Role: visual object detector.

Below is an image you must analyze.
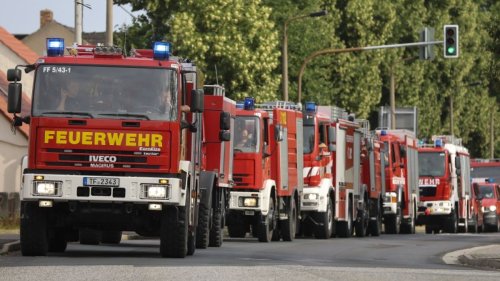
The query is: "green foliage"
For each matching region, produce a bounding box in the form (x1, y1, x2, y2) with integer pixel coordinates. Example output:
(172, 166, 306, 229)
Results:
(115, 0, 497, 158)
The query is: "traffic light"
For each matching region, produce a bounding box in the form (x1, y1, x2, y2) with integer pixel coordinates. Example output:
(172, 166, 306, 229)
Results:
(443, 25, 459, 58)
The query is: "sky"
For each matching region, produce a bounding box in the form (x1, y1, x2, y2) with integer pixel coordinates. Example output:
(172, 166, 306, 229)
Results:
(0, 0, 144, 34)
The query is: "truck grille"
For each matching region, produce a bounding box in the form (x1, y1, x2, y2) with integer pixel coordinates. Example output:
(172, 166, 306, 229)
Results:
(419, 186, 437, 197)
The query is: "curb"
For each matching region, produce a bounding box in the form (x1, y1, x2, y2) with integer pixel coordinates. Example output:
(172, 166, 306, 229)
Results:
(0, 240, 20, 255)
(443, 245, 500, 271)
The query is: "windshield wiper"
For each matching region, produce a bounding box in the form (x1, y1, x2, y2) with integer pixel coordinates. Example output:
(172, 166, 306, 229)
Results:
(98, 113, 150, 120)
(41, 111, 94, 118)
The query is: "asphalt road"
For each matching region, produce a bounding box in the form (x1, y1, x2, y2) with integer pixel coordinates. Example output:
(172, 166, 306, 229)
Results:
(1, 232, 499, 281)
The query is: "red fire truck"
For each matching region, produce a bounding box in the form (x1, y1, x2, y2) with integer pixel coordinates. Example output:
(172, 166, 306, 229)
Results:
(417, 135, 472, 234)
(226, 99, 303, 242)
(7, 39, 210, 257)
(469, 179, 485, 233)
(196, 85, 235, 248)
(300, 104, 365, 238)
(376, 129, 419, 234)
(357, 124, 386, 237)
(472, 179, 500, 232)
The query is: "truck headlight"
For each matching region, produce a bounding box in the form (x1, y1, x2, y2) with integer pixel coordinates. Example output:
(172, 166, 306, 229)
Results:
(242, 197, 258, 207)
(305, 193, 318, 200)
(34, 182, 57, 195)
(490, 205, 497, 212)
(147, 186, 167, 199)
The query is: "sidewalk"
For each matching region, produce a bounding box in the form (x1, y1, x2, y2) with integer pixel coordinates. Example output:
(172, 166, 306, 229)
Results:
(0, 233, 20, 255)
(456, 244, 500, 271)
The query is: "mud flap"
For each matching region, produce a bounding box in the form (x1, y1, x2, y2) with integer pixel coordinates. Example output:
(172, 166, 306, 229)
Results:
(199, 171, 216, 207)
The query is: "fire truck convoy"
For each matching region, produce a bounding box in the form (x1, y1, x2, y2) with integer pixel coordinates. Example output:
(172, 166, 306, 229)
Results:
(6, 38, 228, 257)
(417, 136, 472, 234)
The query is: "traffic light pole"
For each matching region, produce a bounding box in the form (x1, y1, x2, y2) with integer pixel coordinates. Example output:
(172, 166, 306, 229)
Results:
(297, 40, 444, 104)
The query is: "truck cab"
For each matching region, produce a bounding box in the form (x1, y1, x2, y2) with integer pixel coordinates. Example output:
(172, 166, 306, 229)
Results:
(473, 179, 500, 232)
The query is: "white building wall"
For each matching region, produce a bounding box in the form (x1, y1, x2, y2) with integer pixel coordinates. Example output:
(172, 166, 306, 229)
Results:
(0, 43, 34, 99)
(0, 117, 28, 193)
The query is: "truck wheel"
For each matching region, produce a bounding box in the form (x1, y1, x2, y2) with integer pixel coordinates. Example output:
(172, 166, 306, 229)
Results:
(79, 228, 101, 245)
(209, 192, 225, 247)
(258, 199, 275, 242)
(48, 228, 67, 252)
(21, 202, 48, 256)
(101, 231, 122, 244)
(281, 197, 297, 241)
(187, 229, 196, 256)
(444, 210, 458, 233)
(196, 202, 210, 249)
(337, 201, 353, 238)
(313, 198, 334, 239)
(160, 206, 188, 258)
(355, 201, 369, 238)
(400, 215, 415, 234)
(425, 225, 433, 234)
(385, 207, 401, 234)
(467, 216, 478, 233)
(368, 200, 382, 237)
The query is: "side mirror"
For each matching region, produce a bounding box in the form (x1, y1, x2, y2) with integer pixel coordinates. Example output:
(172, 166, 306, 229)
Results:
(8, 83, 22, 113)
(263, 143, 271, 158)
(328, 127, 335, 142)
(274, 124, 283, 142)
(220, 111, 231, 130)
(455, 157, 461, 170)
(219, 130, 231, 142)
(7, 69, 22, 82)
(190, 89, 204, 113)
(400, 146, 406, 158)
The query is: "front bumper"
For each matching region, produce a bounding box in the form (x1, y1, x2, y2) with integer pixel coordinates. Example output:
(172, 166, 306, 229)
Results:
(483, 212, 499, 226)
(417, 200, 453, 216)
(228, 190, 269, 215)
(301, 187, 329, 212)
(383, 192, 398, 215)
(21, 173, 185, 206)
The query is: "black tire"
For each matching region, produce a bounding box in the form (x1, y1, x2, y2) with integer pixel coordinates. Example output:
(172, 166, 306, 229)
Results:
(337, 201, 353, 238)
(187, 229, 196, 256)
(209, 191, 225, 247)
(313, 198, 334, 239)
(385, 207, 402, 234)
(196, 202, 210, 249)
(160, 205, 188, 258)
(79, 228, 101, 245)
(101, 231, 122, 244)
(425, 225, 433, 234)
(48, 228, 67, 252)
(281, 197, 298, 241)
(444, 210, 458, 233)
(368, 200, 382, 237)
(400, 215, 416, 234)
(355, 202, 369, 238)
(467, 216, 478, 233)
(21, 203, 48, 256)
(258, 198, 275, 242)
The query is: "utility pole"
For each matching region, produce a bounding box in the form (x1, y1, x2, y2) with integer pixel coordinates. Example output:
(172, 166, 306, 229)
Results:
(491, 108, 495, 158)
(106, 0, 113, 46)
(75, 0, 83, 44)
(390, 69, 396, 129)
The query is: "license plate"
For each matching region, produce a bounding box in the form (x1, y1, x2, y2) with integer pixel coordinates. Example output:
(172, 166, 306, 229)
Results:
(245, 211, 255, 216)
(83, 177, 119, 186)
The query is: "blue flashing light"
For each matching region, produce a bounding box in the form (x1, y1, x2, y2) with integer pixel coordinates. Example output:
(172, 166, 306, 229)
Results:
(381, 130, 387, 136)
(46, 38, 65, 57)
(243, 97, 255, 110)
(486, 178, 495, 183)
(435, 139, 443, 147)
(153, 41, 171, 60)
(305, 101, 316, 113)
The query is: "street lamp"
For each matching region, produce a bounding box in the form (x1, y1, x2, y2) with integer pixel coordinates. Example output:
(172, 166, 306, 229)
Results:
(282, 10, 327, 102)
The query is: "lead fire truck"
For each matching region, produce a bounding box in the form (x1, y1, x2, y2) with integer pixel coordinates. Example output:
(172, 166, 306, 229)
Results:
(7, 39, 210, 257)
(417, 135, 471, 233)
(226, 99, 303, 242)
(376, 129, 419, 234)
(300, 104, 366, 238)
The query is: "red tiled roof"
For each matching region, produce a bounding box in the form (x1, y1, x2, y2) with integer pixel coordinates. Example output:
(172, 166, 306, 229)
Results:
(0, 26, 39, 64)
(0, 71, 30, 137)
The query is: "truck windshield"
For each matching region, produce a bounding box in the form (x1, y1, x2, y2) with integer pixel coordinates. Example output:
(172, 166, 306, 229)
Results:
(32, 65, 178, 121)
(418, 152, 446, 177)
(474, 184, 496, 200)
(303, 125, 315, 154)
(234, 116, 259, 153)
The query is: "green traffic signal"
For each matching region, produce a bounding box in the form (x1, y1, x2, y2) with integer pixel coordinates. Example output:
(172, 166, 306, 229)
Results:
(447, 47, 456, 55)
(443, 25, 459, 58)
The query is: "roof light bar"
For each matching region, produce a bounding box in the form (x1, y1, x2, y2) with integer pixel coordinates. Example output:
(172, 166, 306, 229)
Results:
(305, 101, 316, 113)
(46, 38, 65, 57)
(153, 41, 171, 60)
(244, 97, 255, 110)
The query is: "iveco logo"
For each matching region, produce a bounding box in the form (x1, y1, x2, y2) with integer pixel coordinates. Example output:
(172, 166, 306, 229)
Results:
(89, 155, 117, 163)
